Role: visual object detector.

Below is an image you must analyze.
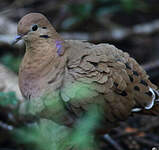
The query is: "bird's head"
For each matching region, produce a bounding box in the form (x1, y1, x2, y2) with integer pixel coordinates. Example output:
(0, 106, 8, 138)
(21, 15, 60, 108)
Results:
(13, 13, 56, 44)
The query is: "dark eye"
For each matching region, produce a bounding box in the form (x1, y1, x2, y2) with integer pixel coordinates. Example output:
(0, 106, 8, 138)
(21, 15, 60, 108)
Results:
(32, 24, 38, 31)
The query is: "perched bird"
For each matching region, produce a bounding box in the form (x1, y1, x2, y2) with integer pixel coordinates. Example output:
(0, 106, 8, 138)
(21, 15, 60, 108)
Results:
(14, 13, 159, 132)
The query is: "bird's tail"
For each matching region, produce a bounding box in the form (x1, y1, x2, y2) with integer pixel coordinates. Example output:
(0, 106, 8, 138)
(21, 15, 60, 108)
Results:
(132, 88, 159, 116)
(140, 102, 159, 116)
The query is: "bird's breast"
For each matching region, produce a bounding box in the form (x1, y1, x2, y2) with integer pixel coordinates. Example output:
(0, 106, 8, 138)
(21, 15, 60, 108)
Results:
(19, 70, 43, 99)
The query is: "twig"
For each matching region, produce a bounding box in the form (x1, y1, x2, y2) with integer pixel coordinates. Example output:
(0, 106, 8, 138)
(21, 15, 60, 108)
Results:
(0, 121, 13, 131)
(103, 134, 124, 150)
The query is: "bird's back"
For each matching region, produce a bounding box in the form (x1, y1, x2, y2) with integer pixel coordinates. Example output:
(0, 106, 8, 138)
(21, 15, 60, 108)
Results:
(60, 40, 158, 127)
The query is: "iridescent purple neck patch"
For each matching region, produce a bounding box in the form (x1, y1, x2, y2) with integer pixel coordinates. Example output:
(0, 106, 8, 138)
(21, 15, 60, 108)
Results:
(56, 41, 63, 56)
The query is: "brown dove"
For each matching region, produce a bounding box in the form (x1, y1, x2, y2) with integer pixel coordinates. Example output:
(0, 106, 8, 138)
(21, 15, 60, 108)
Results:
(14, 13, 159, 132)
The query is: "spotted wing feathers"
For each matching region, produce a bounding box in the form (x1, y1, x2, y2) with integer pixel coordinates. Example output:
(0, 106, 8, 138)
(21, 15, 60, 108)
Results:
(61, 41, 158, 123)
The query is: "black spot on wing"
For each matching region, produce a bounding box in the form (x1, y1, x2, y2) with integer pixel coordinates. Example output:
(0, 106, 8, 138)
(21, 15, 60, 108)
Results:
(134, 86, 140, 91)
(140, 80, 148, 86)
(89, 61, 98, 67)
(125, 63, 131, 70)
(48, 78, 55, 84)
(145, 91, 152, 97)
(129, 75, 133, 82)
(120, 91, 127, 96)
(116, 91, 127, 96)
(114, 82, 118, 87)
(133, 71, 139, 76)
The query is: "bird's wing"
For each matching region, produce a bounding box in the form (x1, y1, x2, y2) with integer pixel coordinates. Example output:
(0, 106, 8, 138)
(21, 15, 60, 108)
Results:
(60, 41, 157, 122)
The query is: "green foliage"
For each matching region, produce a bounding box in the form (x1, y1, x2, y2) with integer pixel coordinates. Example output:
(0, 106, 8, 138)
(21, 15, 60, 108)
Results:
(16, 80, 103, 150)
(15, 119, 71, 150)
(0, 54, 21, 73)
(0, 91, 18, 107)
(70, 106, 100, 150)
(15, 106, 100, 150)
(16, 91, 101, 150)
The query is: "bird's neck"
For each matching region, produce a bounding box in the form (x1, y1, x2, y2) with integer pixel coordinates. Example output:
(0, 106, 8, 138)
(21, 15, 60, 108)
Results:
(22, 38, 67, 76)
(19, 39, 68, 98)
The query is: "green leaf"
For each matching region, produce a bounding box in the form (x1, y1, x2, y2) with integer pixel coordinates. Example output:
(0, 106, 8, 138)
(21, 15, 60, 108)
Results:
(15, 106, 101, 150)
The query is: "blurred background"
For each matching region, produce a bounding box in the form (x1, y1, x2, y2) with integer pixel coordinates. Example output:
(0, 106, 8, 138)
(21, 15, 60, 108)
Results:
(0, 0, 159, 150)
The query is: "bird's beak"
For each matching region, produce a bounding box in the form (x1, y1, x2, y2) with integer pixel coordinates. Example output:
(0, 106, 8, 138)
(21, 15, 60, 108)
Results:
(12, 35, 23, 45)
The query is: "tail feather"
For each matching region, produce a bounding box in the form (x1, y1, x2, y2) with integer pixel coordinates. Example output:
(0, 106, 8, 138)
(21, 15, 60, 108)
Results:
(136, 103, 159, 116)
(132, 88, 159, 115)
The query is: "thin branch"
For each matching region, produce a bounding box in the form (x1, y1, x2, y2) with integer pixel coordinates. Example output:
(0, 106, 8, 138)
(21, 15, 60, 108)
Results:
(0, 121, 13, 131)
(103, 134, 124, 150)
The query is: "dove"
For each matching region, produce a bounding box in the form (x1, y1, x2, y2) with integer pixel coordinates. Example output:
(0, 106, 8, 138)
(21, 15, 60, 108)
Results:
(14, 13, 159, 132)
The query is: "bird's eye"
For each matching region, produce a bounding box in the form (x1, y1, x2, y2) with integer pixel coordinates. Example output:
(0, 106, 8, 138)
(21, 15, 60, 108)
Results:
(32, 24, 38, 31)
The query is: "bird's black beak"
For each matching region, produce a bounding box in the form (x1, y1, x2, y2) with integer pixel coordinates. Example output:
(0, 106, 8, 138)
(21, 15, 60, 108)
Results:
(12, 35, 23, 45)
